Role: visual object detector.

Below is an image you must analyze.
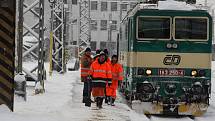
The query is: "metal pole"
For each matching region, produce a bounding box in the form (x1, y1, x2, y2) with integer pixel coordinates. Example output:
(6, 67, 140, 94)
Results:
(17, 0, 24, 73)
(88, 0, 91, 47)
(36, 0, 45, 93)
(49, 4, 53, 76)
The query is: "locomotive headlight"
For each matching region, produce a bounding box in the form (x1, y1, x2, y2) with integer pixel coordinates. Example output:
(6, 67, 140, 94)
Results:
(191, 70, 198, 76)
(146, 69, 152, 75)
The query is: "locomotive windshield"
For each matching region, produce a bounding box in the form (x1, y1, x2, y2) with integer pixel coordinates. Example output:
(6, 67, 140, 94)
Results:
(174, 17, 208, 41)
(137, 17, 171, 40)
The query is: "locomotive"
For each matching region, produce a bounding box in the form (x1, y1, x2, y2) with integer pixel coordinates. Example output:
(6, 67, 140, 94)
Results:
(118, 0, 212, 116)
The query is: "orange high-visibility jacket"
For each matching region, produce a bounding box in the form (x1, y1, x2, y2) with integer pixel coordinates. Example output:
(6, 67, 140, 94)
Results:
(110, 63, 123, 89)
(89, 60, 112, 88)
(80, 54, 93, 77)
(106, 63, 123, 98)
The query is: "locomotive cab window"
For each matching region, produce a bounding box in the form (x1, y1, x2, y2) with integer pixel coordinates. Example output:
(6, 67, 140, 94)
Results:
(174, 17, 208, 41)
(137, 17, 171, 40)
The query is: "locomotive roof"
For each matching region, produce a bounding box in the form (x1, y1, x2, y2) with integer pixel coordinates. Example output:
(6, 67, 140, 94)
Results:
(125, 0, 207, 18)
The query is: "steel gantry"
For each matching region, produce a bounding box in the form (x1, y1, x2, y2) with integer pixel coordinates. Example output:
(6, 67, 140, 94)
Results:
(78, 0, 91, 54)
(17, 0, 45, 93)
(49, 0, 66, 74)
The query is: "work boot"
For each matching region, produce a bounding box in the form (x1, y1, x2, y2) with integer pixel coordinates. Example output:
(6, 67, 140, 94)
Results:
(105, 96, 109, 103)
(110, 98, 115, 106)
(82, 97, 87, 103)
(106, 96, 111, 105)
(98, 97, 103, 109)
(96, 97, 99, 107)
(85, 97, 91, 107)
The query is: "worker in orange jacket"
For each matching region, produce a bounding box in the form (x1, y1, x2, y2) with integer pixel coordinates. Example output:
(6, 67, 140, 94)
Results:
(89, 51, 112, 109)
(103, 49, 111, 104)
(106, 55, 123, 106)
(80, 47, 93, 106)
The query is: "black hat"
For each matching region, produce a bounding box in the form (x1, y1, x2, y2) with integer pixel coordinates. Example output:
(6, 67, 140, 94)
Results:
(85, 47, 91, 52)
(96, 49, 101, 54)
(112, 55, 118, 59)
(103, 49, 108, 55)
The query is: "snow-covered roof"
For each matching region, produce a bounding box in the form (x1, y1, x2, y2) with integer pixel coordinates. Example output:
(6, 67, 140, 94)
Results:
(125, 0, 207, 18)
(157, 0, 198, 10)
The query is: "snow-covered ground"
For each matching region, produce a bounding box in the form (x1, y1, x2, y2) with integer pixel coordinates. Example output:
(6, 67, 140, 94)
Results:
(1, 0, 215, 121)
(0, 62, 151, 121)
(0, 59, 215, 121)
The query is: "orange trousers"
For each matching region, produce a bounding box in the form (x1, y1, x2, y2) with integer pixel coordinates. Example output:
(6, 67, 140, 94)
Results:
(106, 80, 118, 99)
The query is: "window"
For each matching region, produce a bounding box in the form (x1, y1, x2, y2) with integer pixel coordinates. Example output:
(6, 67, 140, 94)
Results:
(101, 20, 107, 30)
(121, 4, 127, 11)
(100, 42, 106, 49)
(91, 1, 98, 10)
(90, 20, 97, 31)
(72, 0, 77, 5)
(137, 17, 171, 40)
(111, 2, 117, 11)
(101, 2, 107, 11)
(175, 18, 208, 41)
(111, 20, 117, 31)
(90, 41, 97, 51)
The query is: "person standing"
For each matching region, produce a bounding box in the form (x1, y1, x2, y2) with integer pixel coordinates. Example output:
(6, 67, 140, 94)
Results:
(103, 49, 111, 103)
(89, 51, 112, 109)
(80, 47, 93, 106)
(106, 55, 123, 106)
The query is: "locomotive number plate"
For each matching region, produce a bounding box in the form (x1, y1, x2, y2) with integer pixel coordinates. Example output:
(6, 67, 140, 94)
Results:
(159, 69, 184, 76)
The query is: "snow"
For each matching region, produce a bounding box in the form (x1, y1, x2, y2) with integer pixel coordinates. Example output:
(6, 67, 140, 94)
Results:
(1, 0, 215, 120)
(158, 0, 197, 10)
(23, 36, 38, 47)
(0, 62, 145, 121)
(14, 73, 26, 83)
(0, 59, 213, 121)
(0, 59, 214, 121)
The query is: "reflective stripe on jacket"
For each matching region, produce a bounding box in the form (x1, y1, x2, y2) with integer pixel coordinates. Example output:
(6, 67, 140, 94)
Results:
(80, 54, 93, 77)
(106, 63, 123, 98)
(89, 60, 112, 87)
(111, 63, 123, 81)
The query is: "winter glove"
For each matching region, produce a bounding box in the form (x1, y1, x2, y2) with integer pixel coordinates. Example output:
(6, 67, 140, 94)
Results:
(87, 76, 92, 80)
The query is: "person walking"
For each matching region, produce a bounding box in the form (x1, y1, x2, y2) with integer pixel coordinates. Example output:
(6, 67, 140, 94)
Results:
(106, 55, 123, 106)
(80, 47, 93, 106)
(89, 51, 112, 109)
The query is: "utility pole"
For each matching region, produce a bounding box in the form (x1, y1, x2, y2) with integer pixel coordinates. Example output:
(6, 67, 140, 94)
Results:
(49, 0, 66, 74)
(37, 0, 45, 93)
(17, 0, 46, 93)
(17, 0, 24, 73)
(78, 0, 91, 54)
